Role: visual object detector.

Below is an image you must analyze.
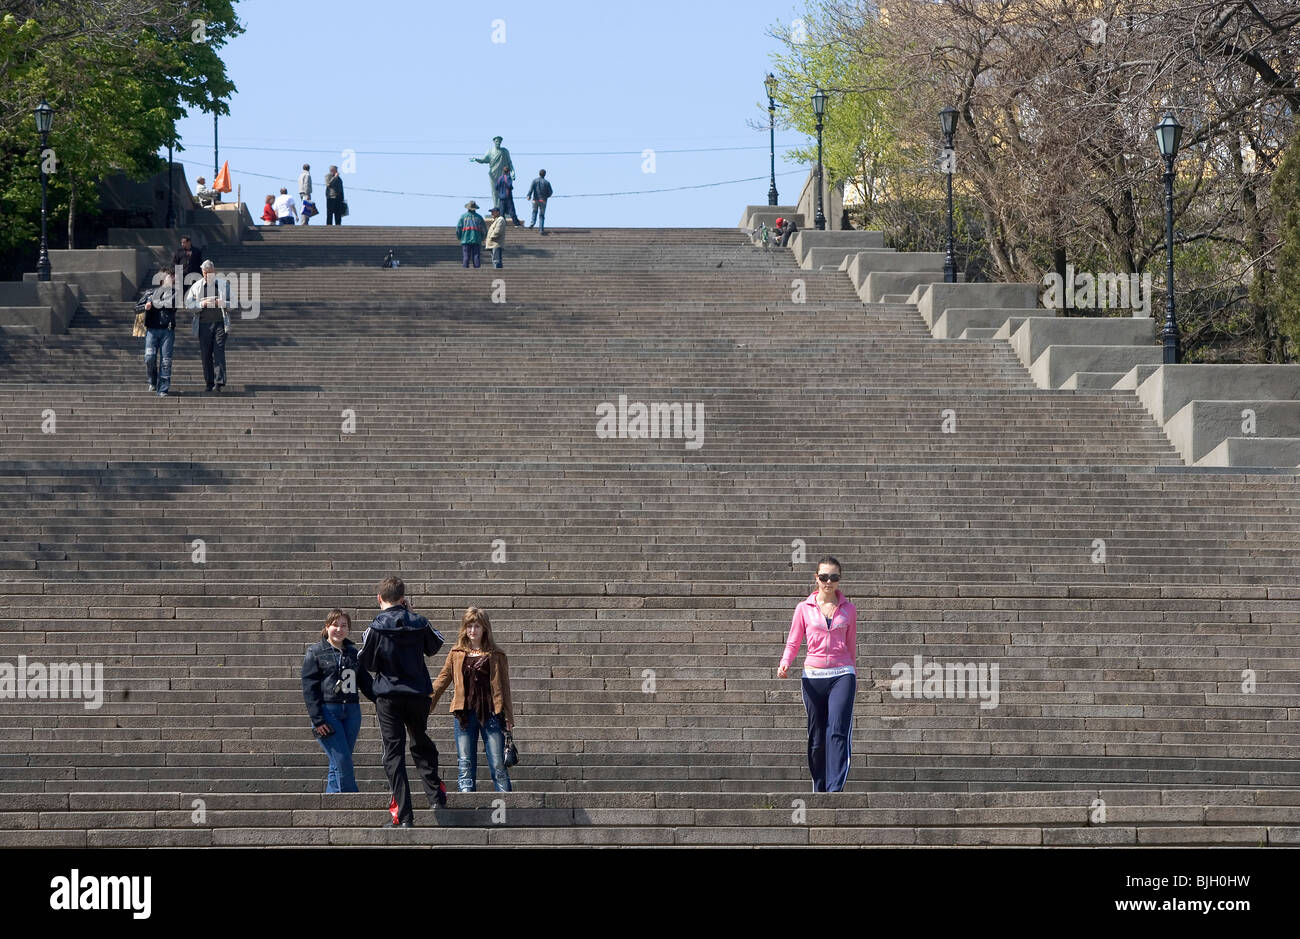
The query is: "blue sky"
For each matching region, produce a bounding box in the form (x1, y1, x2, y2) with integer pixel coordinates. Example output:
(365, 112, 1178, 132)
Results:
(170, 0, 816, 227)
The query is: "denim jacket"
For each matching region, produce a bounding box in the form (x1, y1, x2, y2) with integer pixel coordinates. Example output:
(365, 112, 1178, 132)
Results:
(301, 638, 374, 727)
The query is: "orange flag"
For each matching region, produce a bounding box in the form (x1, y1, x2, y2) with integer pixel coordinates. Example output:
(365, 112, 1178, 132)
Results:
(213, 161, 232, 193)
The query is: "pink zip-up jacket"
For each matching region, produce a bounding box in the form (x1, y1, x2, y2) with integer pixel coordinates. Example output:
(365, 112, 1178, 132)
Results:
(781, 590, 857, 671)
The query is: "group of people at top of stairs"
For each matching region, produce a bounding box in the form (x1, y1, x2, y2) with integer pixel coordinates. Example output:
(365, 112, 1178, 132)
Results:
(137, 236, 231, 397)
(458, 136, 553, 269)
(301, 576, 517, 827)
(299, 560, 858, 825)
(247, 137, 555, 259)
(257, 164, 347, 226)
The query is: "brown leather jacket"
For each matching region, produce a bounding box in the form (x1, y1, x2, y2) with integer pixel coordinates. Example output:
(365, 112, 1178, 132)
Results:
(431, 648, 513, 725)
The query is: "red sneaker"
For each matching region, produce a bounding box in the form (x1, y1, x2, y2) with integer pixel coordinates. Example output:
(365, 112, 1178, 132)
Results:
(389, 795, 400, 825)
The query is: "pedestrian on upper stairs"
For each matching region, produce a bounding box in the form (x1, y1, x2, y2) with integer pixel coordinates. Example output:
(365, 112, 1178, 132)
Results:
(526, 169, 552, 235)
(302, 610, 375, 793)
(776, 216, 799, 247)
(495, 169, 521, 226)
(185, 258, 231, 393)
(172, 235, 203, 285)
(485, 207, 506, 269)
(324, 165, 345, 225)
(777, 555, 858, 792)
(142, 270, 178, 397)
(298, 164, 313, 224)
(261, 194, 277, 225)
(457, 201, 487, 268)
(273, 187, 299, 225)
(357, 577, 449, 826)
(430, 607, 514, 792)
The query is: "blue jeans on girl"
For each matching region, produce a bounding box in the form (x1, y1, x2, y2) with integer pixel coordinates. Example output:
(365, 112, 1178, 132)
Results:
(316, 701, 362, 792)
(453, 711, 512, 792)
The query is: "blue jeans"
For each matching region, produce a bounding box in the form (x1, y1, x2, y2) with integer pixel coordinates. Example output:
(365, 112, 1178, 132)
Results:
(143, 328, 174, 393)
(453, 711, 511, 792)
(491, 246, 503, 268)
(462, 244, 482, 268)
(530, 200, 546, 232)
(316, 701, 362, 792)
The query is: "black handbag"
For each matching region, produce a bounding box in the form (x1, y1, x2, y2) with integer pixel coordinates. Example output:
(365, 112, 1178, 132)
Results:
(503, 727, 519, 767)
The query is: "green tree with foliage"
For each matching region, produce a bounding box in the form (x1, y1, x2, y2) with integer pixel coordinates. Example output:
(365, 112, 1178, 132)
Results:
(1253, 124, 1300, 360)
(764, 1, 902, 209)
(0, 1, 241, 270)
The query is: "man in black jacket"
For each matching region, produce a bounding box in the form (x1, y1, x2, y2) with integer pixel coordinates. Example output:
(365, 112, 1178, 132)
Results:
(358, 576, 448, 825)
(526, 169, 552, 234)
(172, 236, 203, 286)
(324, 165, 345, 226)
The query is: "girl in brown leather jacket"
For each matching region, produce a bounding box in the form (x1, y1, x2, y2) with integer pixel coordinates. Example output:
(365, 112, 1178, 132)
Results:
(431, 607, 514, 792)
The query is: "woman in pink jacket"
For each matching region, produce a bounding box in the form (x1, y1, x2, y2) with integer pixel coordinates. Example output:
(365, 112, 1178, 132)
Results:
(777, 555, 857, 791)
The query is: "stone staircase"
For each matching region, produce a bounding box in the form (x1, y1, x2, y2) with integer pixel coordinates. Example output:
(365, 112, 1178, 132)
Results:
(1, 224, 1297, 846)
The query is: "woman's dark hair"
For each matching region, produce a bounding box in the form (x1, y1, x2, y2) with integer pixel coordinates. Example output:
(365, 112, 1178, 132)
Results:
(319, 608, 351, 639)
(817, 555, 842, 573)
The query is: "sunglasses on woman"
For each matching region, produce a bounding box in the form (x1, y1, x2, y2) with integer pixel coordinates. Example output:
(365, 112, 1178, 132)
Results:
(817, 573, 840, 583)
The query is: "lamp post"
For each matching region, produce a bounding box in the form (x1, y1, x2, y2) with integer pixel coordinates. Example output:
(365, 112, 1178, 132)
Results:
(765, 73, 779, 206)
(1154, 110, 1183, 364)
(165, 139, 176, 229)
(34, 99, 54, 282)
(940, 105, 958, 283)
(812, 87, 827, 230)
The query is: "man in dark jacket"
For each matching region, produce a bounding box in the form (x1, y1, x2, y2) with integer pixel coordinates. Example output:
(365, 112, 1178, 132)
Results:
(172, 236, 203, 286)
(526, 169, 552, 234)
(358, 576, 448, 825)
(324, 165, 345, 226)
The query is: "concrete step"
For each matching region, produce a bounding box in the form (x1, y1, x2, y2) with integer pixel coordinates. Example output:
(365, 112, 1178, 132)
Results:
(1059, 372, 1126, 391)
(1196, 436, 1300, 468)
(1, 222, 1296, 847)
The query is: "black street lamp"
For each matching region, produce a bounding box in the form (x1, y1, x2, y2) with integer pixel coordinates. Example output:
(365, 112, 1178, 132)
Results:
(940, 105, 959, 283)
(1154, 110, 1183, 364)
(165, 138, 176, 228)
(34, 99, 54, 282)
(765, 73, 779, 206)
(812, 87, 827, 230)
